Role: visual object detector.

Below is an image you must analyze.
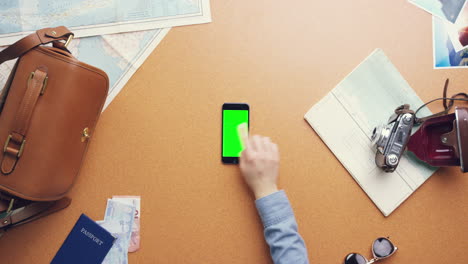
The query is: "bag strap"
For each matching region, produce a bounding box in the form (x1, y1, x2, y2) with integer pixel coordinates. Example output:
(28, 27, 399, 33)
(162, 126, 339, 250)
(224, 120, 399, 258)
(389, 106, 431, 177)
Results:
(1, 67, 48, 174)
(0, 26, 73, 65)
(0, 195, 71, 234)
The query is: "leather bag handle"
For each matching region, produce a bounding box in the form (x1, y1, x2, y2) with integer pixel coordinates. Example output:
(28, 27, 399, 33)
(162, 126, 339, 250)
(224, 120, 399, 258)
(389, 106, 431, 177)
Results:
(0, 26, 73, 65)
(1, 67, 48, 174)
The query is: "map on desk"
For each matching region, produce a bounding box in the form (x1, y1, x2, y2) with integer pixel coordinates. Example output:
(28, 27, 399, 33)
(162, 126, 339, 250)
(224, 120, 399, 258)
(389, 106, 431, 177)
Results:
(0, 0, 212, 111)
(0, 29, 170, 111)
(304, 49, 438, 217)
(0, 0, 211, 45)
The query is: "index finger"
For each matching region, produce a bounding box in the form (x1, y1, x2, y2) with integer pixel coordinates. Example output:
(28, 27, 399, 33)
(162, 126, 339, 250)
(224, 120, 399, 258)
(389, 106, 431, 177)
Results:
(237, 122, 249, 149)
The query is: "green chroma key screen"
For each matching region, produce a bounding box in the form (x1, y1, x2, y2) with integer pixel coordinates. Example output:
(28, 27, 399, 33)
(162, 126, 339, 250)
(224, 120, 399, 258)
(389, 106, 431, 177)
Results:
(223, 110, 249, 157)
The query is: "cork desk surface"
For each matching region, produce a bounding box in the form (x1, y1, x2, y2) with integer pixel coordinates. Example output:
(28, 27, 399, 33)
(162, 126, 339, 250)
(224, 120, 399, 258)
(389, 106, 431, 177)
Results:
(0, 0, 467, 263)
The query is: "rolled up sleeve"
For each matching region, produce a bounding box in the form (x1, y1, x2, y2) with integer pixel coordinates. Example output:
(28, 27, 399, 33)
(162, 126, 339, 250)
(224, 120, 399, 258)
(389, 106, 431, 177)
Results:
(255, 190, 309, 264)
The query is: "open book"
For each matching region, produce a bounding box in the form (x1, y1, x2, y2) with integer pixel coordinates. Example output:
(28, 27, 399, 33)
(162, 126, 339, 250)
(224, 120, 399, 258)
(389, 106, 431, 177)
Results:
(304, 49, 437, 216)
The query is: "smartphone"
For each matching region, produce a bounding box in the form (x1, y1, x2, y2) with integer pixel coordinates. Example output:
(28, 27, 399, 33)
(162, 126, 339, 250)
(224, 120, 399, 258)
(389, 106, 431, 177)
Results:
(222, 103, 249, 164)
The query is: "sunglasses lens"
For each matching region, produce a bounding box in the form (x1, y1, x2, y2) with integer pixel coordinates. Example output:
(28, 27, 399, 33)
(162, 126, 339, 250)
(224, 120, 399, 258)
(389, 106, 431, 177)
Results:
(372, 237, 395, 258)
(344, 253, 367, 264)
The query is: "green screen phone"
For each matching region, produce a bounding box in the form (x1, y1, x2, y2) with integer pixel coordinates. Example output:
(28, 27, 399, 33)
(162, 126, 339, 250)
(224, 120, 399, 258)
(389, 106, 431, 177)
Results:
(222, 103, 249, 164)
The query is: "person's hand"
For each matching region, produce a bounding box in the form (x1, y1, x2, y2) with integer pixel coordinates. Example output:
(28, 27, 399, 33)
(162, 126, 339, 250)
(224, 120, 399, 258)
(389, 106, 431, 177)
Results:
(239, 129, 280, 199)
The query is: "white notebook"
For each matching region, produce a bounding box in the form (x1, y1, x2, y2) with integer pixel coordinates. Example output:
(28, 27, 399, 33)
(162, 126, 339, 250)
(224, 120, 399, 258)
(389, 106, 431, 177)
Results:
(304, 49, 437, 216)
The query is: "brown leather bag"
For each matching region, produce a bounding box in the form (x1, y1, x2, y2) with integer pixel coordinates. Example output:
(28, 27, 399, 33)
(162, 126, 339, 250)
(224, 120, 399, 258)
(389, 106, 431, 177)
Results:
(0, 26, 108, 233)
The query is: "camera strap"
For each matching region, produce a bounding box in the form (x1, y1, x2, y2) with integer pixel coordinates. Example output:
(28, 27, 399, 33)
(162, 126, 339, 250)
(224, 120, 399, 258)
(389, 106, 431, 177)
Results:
(413, 79, 468, 124)
(389, 104, 414, 124)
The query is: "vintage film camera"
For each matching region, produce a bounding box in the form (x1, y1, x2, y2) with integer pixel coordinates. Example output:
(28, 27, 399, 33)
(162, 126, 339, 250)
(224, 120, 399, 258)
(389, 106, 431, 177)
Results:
(372, 105, 415, 172)
(371, 80, 468, 173)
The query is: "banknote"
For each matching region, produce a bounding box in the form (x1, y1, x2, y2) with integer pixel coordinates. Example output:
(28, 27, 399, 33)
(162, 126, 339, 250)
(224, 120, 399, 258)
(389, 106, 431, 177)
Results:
(104, 199, 135, 245)
(97, 220, 129, 264)
(112, 196, 141, 252)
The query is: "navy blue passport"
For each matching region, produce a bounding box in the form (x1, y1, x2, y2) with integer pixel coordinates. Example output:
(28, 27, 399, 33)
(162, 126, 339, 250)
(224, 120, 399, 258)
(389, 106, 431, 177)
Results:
(51, 213, 115, 264)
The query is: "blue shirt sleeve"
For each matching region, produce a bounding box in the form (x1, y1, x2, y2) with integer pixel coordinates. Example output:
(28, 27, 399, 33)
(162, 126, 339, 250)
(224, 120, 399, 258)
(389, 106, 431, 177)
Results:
(255, 190, 309, 264)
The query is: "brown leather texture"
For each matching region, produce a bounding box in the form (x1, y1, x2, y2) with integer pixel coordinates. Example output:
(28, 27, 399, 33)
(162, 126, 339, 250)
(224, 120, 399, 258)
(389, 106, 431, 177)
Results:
(0, 31, 109, 201)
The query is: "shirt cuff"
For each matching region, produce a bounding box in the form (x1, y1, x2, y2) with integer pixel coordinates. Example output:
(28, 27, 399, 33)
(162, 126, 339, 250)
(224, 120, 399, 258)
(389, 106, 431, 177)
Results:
(255, 190, 294, 228)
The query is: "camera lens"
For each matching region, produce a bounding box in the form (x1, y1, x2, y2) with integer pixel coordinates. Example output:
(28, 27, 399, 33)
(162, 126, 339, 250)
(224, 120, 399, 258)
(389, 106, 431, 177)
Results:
(372, 123, 394, 150)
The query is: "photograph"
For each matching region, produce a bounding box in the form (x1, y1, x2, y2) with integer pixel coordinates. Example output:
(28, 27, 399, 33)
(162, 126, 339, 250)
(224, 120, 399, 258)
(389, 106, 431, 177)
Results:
(433, 16, 468, 68)
(410, 0, 467, 23)
(445, 3, 468, 51)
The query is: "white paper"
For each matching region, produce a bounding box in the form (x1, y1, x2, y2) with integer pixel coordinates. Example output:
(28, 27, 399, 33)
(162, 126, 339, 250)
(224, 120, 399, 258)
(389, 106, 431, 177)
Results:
(304, 49, 438, 216)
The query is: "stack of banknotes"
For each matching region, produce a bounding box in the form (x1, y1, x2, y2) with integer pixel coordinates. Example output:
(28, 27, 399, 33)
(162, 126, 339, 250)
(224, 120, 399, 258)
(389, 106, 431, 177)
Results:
(97, 196, 141, 264)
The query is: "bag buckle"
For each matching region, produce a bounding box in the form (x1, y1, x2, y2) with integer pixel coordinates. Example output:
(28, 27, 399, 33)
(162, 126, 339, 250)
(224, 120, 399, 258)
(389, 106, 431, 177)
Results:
(0, 198, 15, 220)
(81, 127, 91, 142)
(3, 135, 26, 158)
(64, 34, 74, 48)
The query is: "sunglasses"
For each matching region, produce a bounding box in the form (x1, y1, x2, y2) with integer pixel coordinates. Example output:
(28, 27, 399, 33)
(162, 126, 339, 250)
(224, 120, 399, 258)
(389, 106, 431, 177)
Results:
(343, 237, 397, 264)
